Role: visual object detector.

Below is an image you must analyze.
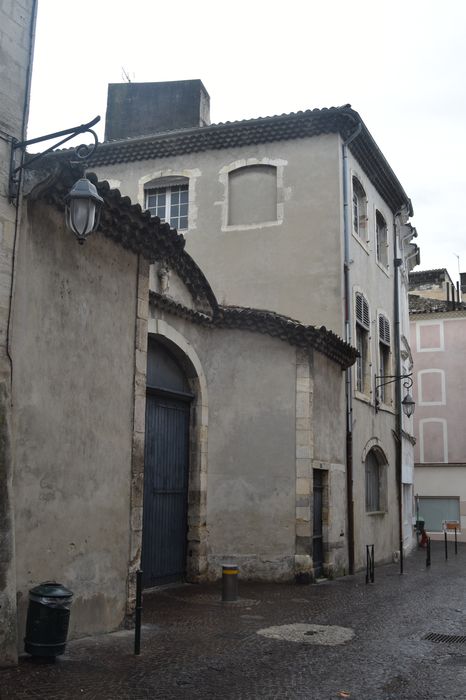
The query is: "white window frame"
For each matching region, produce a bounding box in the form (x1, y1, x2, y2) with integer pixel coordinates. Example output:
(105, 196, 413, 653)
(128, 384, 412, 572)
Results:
(352, 176, 368, 244)
(419, 418, 448, 463)
(219, 157, 287, 232)
(418, 369, 446, 406)
(375, 209, 389, 268)
(145, 182, 189, 230)
(415, 320, 445, 352)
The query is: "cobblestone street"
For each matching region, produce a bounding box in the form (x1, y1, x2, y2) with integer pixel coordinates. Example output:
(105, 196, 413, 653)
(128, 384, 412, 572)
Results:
(2, 542, 466, 699)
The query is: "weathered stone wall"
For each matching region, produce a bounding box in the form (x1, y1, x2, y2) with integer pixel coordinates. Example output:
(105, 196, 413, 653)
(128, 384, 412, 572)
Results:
(11, 201, 138, 642)
(93, 133, 344, 334)
(149, 298, 348, 582)
(0, 0, 37, 666)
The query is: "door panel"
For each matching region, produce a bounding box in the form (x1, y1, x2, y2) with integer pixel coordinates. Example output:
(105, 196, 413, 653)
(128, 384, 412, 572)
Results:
(312, 469, 324, 577)
(141, 393, 190, 587)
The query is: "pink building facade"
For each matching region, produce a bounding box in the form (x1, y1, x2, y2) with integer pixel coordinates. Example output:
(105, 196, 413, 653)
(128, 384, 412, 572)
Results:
(409, 292, 466, 540)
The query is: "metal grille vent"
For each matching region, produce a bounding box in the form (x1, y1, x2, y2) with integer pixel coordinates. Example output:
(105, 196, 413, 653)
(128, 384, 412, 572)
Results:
(356, 293, 370, 329)
(424, 633, 466, 645)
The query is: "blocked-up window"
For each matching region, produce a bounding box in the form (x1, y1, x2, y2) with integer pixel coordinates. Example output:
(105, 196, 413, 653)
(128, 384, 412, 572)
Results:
(418, 370, 445, 405)
(420, 419, 448, 463)
(228, 165, 277, 226)
(417, 322, 444, 352)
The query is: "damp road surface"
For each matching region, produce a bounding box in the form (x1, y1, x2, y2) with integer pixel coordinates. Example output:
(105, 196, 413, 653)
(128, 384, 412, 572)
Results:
(1, 541, 466, 699)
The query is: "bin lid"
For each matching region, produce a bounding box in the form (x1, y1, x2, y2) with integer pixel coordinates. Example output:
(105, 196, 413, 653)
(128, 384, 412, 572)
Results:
(29, 582, 73, 598)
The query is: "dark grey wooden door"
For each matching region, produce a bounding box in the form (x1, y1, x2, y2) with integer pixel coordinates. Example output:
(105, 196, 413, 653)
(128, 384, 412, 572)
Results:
(312, 469, 324, 578)
(141, 391, 190, 587)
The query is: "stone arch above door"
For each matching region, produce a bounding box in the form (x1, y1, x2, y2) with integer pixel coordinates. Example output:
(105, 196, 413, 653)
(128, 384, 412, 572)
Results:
(148, 318, 209, 580)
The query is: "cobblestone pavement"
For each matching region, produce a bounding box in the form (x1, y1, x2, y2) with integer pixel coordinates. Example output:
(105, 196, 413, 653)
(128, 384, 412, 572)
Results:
(2, 542, 466, 699)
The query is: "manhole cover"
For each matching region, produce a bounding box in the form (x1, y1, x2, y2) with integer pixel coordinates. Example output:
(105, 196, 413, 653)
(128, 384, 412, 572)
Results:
(257, 623, 354, 646)
(424, 633, 466, 645)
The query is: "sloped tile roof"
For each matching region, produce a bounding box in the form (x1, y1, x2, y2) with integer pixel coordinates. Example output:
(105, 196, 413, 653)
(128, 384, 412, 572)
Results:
(51, 105, 412, 215)
(409, 294, 466, 314)
(151, 292, 358, 369)
(30, 164, 218, 315)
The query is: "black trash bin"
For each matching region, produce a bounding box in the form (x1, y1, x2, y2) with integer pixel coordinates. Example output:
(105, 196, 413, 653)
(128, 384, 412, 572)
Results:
(24, 582, 73, 658)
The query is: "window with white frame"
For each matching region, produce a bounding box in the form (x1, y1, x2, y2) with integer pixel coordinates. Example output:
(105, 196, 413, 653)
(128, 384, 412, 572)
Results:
(145, 177, 189, 230)
(376, 210, 388, 267)
(355, 292, 370, 393)
(378, 313, 391, 403)
(352, 177, 368, 241)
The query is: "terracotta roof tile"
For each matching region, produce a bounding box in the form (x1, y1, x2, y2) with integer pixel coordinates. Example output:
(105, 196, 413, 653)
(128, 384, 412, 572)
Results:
(151, 292, 357, 369)
(48, 105, 412, 215)
(409, 294, 466, 314)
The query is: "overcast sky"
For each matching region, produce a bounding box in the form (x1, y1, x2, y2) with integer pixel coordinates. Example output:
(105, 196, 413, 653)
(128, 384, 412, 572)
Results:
(28, 0, 466, 280)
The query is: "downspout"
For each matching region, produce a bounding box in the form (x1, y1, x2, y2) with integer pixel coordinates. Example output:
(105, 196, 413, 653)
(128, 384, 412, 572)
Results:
(393, 213, 404, 574)
(342, 123, 361, 575)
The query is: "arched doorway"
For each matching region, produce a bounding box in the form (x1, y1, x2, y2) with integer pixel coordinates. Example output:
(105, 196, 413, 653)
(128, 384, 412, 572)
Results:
(141, 337, 193, 587)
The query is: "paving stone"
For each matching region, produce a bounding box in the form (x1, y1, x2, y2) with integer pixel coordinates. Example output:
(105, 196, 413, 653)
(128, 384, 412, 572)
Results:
(2, 542, 466, 699)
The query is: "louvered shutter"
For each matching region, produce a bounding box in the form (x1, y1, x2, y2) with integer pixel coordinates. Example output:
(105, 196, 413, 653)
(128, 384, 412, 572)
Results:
(378, 314, 390, 346)
(356, 293, 370, 330)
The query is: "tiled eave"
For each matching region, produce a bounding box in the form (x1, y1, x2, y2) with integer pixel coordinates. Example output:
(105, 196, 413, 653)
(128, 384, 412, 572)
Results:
(151, 292, 358, 370)
(28, 165, 218, 315)
(409, 294, 466, 316)
(49, 105, 412, 215)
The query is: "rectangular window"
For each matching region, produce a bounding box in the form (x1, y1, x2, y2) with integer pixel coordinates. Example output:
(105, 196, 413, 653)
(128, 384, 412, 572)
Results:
(365, 452, 380, 512)
(418, 497, 460, 532)
(355, 293, 370, 394)
(376, 210, 388, 267)
(145, 184, 189, 230)
(356, 326, 366, 392)
(378, 314, 391, 404)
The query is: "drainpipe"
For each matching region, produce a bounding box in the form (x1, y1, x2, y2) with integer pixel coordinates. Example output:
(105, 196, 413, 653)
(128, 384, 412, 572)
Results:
(394, 212, 405, 573)
(342, 123, 361, 575)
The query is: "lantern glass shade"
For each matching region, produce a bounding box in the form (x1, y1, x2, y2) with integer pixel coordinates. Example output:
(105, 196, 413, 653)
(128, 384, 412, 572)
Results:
(65, 177, 103, 243)
(402, 392, 415, 418)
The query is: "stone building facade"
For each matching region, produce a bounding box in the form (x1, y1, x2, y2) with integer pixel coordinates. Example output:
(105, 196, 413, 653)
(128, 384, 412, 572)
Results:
(2, 159, 355, 662)
(0, 0, 37, 667)
(91, 81, 419, 572)
(409, 284, 466, 541)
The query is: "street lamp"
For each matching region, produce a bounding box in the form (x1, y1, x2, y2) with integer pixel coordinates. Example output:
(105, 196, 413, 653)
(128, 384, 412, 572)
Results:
(9, 116, 103, 244)
(65, 177, 103, 244)
(374, 373, 415, 417)
(401, 390, 415, 418)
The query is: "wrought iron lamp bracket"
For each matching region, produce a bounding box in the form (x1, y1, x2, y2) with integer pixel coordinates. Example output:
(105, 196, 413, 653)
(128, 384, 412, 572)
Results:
(374, 373, 413, 413)
(9, 115, 100, 203)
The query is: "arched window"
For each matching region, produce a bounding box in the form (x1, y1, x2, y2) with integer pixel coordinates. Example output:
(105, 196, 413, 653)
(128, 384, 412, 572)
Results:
(352, 177, 367, 240)
(144, 176, 189, 230)
(365, 447, 387, 512)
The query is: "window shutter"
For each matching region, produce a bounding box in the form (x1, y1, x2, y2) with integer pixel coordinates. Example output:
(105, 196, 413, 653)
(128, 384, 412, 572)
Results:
(356, 293, 370, 330)
(379, 314, 390, 346)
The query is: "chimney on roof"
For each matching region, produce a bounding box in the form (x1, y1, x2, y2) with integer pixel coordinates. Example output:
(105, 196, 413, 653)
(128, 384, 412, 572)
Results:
(104, 80, 210, 141)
